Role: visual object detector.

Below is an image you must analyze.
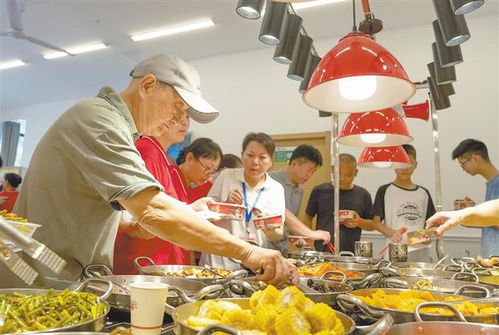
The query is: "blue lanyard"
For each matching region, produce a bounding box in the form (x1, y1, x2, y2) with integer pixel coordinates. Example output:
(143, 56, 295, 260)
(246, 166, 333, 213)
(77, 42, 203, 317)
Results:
(242, 182, 265, 223)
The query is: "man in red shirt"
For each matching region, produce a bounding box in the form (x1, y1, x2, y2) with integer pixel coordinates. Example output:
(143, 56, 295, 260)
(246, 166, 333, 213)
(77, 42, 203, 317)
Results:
(0, 173, 22, 213)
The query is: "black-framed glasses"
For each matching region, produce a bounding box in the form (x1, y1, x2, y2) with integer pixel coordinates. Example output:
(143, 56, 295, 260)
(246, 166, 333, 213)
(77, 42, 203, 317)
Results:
(197, 157, 217, 175)
(458, 156, 472, 167)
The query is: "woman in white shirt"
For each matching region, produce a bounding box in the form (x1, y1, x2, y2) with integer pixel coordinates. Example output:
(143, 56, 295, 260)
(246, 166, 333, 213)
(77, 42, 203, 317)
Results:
(201, 133, 285, 269)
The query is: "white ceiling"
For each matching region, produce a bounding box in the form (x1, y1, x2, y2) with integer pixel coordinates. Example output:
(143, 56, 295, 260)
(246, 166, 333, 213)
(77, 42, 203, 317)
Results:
(1, 0, 497, 109)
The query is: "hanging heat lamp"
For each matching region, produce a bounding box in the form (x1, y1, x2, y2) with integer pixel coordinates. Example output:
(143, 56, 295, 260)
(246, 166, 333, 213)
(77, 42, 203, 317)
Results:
(302, 0, 415, 113)
(337, 108, 412, 147)
(395, 101, 430, 121)
(358, 146, 412, 168)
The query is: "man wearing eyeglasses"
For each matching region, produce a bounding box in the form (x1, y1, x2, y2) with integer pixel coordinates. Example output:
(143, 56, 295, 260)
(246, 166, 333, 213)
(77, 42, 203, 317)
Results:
(452, 139, 499, 258)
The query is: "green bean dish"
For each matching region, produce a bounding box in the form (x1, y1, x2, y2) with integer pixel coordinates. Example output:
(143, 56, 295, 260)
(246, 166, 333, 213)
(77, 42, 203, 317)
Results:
(0, 289, 107, 333)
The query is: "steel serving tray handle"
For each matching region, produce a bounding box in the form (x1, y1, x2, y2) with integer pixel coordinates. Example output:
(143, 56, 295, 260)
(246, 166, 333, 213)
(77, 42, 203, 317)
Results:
(442, 263, 464, 272)
(379, 266, 399, 277)
(83, 264, 113, 278)
(451, 271, 479, 283)
(414, 302, 467, 322)
(339, 251, 355, 257)
(226, 279, 256, 296)
(336, 293, 385, 319)
(357, 314, 394, 335)
(134, 256, 156, 268)
(321, 270, 347, 284)
(358, 273, 383, 288)
(453, 284, 491, 298)
(433, 254, 451, 269)
(382, 277, 411, 289)
(74, 278, 113, 301)
(198, 324, 241, 335)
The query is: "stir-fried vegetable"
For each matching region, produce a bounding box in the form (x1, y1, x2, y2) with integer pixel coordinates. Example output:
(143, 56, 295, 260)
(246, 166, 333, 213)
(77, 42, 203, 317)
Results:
(0, 289, 107, 334)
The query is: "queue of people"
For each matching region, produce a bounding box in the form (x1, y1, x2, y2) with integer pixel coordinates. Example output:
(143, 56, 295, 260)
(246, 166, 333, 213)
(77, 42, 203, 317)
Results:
(4, 52, 498, 288)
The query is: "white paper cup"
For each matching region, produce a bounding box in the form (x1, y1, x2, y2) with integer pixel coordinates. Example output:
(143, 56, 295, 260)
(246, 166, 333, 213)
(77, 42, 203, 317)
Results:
(130, 282, 169, 335)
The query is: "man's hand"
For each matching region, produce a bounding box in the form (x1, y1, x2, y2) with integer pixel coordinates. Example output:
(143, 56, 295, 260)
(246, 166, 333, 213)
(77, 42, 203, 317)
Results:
(308, 230, 331, 245)
(389, 227, 407, 243)
(241, 246, 295, 286)
(126, 225, 156, 240)
(189, 197, 214, 212)
(225, 189, 244, 204)
(426, 211, 461, 236)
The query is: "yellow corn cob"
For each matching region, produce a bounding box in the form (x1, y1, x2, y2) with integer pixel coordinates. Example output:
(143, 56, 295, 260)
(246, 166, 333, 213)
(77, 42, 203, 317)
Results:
(254, 306, 278, 335)
(250, 285, 280, 311)
(304, 303, 337, 333)
(197, 300, 226, 320)
(275, 307, 311, 335)
(330, 316, 344, 335)
(279, 286, 308, 312)
(241, 330, 267, 335)
(219, 309, 255, 330)
(186, 316, 218, 329)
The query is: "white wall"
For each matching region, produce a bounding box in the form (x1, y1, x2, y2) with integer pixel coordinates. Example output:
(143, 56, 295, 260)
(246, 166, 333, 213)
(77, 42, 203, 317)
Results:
(1, 15, 497, 240)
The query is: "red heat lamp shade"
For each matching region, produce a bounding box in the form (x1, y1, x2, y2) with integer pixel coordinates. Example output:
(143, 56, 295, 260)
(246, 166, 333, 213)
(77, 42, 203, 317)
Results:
(337, 108, 412, 147)
(358, 146, 412, 169)
(302, 33, 416, 113)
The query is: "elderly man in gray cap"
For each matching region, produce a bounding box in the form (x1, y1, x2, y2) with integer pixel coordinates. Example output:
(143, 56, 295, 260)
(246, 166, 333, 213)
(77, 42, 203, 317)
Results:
(13, 54, 293, 287)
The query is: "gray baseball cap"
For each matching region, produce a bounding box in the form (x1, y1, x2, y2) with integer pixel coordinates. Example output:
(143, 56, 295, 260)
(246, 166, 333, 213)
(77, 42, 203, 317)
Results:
(130, 54, 219, 124)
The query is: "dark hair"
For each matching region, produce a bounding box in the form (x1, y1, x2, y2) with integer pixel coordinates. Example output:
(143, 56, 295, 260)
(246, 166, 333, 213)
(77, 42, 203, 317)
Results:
(402, 144, 417, 159)
(339, 153, 356, 164)
(452, 139, 490, 161)
(218, 154, 242, 171)
(289, 145, 323, 166)
(0, 156, 2, 168)
(4, 173, 22, 188)
(176, 138, 223, 165)
(242, 132, 275, 157)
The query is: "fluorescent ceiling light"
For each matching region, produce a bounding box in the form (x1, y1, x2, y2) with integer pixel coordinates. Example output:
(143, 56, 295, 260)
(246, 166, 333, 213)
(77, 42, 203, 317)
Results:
(43, 42, 107, 60)
(292, 0, 347, 10)
(131, 19, 215, 42)
(0, 59, 26, 70)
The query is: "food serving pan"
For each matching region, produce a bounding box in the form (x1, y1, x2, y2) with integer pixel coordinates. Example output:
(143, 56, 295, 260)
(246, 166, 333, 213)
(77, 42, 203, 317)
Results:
(288, 250, 384, 266)
(369, 302, 499, 335)
(337, 288, 498, 324)
(0, 279, 113, 334)
(473, 268, 499, 288)
(134, 257, 248, 284)
(381, 276, 495, 298)
(164, 298, 356, 335)
(309, 268, 383, 290)
(380, 266, 479, 281)
(82, 264, 225, 311)
(225, 276, 353, 305)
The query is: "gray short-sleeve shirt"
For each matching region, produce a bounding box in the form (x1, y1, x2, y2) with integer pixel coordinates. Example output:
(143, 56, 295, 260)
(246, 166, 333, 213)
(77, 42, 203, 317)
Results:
(12, 87, 163, 285)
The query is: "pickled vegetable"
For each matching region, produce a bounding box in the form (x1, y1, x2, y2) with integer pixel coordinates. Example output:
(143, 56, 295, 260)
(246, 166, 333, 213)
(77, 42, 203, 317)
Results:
(0, 289, 107, 334)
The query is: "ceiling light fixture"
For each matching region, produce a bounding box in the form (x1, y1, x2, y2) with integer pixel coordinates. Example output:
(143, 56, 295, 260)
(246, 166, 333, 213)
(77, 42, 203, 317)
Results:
(357, 146, 412, 169)
(274, 14, 303, 64)
(43, 42, 107, 60)
(131, 19, 215, 42)
(302, 0, 415, 113)
(439, 82, 455, 96)
(396, 101, 430, 121)
(236, 0, 265, 20)
(432, 20, 463, 67)
(432, 0, 470, 46)
(299, 54, 321, 93)
(451, 0, 484, 15)
(288, 34, 313, 81)
(0, 59, 26, 70)
(428, 76, 451, 110)
(259, 1, 288, 45)
(431, 44, 457, 84)
(337, 109, 412, 147)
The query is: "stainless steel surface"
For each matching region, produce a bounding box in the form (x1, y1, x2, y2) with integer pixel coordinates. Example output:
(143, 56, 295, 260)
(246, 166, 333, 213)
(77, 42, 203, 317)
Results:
(388, 243, 408, 263)
(288, 250, 383, 265)
(382, 276, 494, 298)
(0, 240, 38, 285)
(332, 112, 340, 257)
(379, 321, 499, 335)
(0, 288, 110, 334)
(380, 266, 477, 281)
(337, 288, 498, 324)
(171, 298, 356, 334)
(355, 241, 373, 258)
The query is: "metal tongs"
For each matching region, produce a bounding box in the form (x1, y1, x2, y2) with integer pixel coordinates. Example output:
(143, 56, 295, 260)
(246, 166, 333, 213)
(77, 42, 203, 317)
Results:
(0, 216, 66, 285)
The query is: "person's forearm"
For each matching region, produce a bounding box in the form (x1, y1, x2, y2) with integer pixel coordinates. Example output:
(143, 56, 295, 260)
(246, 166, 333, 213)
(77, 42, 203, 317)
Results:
(262, 227, 284, 241)
(356, 218, 376, 231)
(458, 199, 499, 226)
(121, 189, 252, 260)
(371, 218, 394, 237)
(286, 209, 314, 236)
